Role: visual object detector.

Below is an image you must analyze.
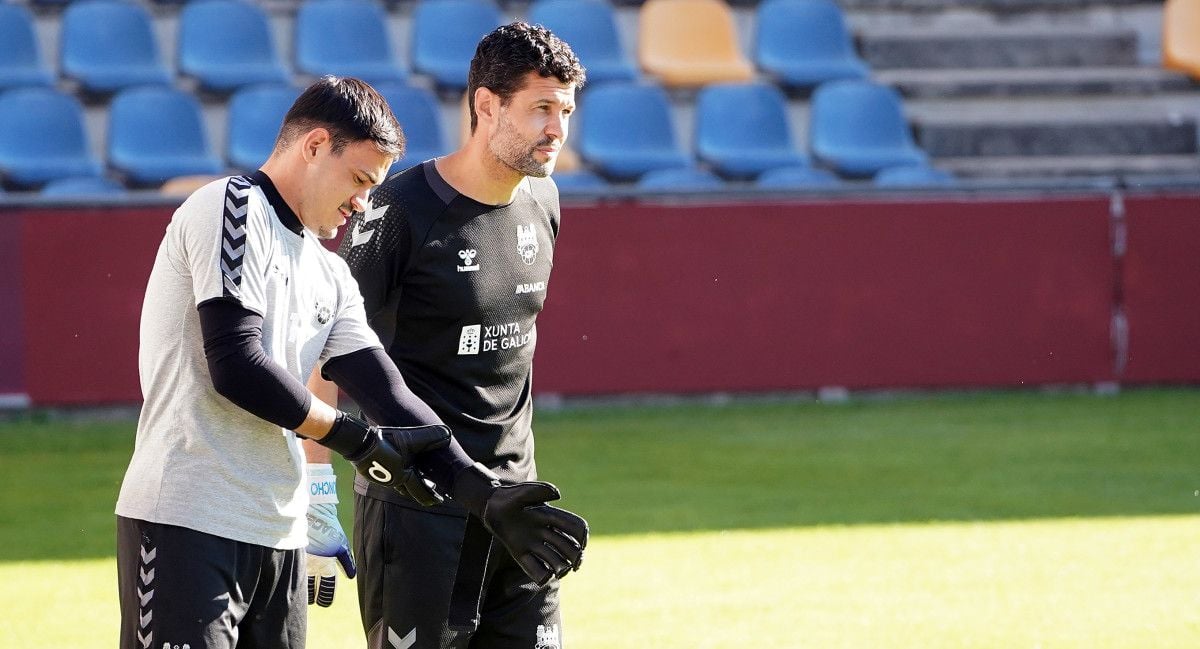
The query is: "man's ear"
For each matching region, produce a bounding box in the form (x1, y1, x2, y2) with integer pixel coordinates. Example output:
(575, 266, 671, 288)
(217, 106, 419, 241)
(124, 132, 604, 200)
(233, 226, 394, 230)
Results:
(474, 87, 498, 129)
(301, 127, 331, 163)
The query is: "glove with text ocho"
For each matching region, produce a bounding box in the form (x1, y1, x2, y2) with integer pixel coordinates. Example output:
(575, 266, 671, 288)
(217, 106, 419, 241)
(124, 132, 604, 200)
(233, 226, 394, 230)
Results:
(451, 463, 589, 587)
(304, 464, 355, 607)
(316, 412, 450, 506)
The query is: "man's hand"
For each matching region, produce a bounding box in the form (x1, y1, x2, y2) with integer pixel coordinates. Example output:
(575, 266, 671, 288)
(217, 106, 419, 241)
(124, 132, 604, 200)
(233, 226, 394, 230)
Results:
(317, 413, 450, 504)
(305, 465, 356, 607)
(452, 463, 589, 587)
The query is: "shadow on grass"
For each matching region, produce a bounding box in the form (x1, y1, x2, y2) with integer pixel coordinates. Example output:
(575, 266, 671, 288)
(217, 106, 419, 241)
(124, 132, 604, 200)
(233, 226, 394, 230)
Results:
(2, 388, 1198, 562)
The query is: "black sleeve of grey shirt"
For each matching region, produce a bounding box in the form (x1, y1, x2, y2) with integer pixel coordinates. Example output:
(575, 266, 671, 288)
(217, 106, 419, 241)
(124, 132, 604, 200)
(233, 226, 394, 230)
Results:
(198, 298, 312, 430)
(322, 347, 475, 491)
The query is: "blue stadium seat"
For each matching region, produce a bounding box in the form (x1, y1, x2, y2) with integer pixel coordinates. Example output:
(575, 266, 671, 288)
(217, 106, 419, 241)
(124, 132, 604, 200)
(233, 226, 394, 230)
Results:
(60, 0, 172, 93)
(178, 0, 291, 93)
(411, 0, 502, 90)
(552, 169, 608, 194)
(637, 166, 724, 191)
(874, 164, 958, 187)
(695, 82, 807, 178)
(755, 165, 841, 188)
(0, 88, 102, 187)
(41, 176, 127, 197)
(577, 82, 690, 179)
(809, 80, 928, 177)
(108, 86, 224, 186)
(226, 84, 300, 172)
(755, 0, 869, 89)
(528, 0, 638, 84)
(295, 0, 406, 84)
(0, 4, 54, 89)
(375, 83, 448, 173)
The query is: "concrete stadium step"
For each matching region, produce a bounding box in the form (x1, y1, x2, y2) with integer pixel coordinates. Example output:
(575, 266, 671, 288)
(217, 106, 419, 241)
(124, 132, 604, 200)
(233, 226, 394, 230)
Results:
(914, 117, 1197, 157)
(859, 26, 1139, 69)
(876, 67, 1196, 99)
(934, 154, 1200, 178)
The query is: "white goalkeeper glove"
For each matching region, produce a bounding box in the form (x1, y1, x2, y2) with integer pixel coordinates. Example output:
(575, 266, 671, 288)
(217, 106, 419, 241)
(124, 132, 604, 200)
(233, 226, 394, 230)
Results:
(305, 464, 356, 607)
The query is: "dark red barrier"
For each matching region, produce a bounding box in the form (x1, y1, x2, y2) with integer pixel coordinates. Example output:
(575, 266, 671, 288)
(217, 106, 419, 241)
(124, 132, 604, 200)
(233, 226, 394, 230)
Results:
(1122, 196, 1200, 383)
(21, 207, 172, 404)
(0, 218, 23, 398)
(535, 197, 1115, 394)
(11, 194, 1194, 405)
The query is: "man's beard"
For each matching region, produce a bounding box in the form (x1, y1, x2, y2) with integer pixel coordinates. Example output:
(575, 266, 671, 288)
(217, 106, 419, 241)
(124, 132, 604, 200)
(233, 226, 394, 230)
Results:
(490, 112, 555, 178)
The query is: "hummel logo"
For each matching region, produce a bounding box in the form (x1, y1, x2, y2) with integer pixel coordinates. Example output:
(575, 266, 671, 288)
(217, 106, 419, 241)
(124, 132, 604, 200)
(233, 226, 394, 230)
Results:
(388, 627, 416, 649)
(457, 248, 479, 272)
(351, 204, 388, 247)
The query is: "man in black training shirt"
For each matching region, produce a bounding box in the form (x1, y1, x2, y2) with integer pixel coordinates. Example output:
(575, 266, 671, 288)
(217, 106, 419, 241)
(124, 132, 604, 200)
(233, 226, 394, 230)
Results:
(308, 22, 588, 649)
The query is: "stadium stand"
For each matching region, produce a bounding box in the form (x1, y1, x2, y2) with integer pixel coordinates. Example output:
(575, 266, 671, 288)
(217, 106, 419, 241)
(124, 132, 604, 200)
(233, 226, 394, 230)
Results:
(755, 165, 841, 188)
(375, 82, 448, 171)
(226, 84, 300, 172)
(694, 82, 809, 178)
(0, 88, 102, 187)
(576, 81, 691, 179)
(754, 0, 869, 89)
(0, 0, 1193, 195)
(411, 0, 503, 91)
(41, 175, 127, 197)
(107, 86, 224, 186)
(295, 0, 406, 84)
(59, 0, 172, 94)
(809, 79, 929, 177)
(0, 4, 53, 90)
(528, 0, 639, 84)
(178, 0, 291, 93)
(638, 0, 755, 87)
(1163, 0, 1200, 80)
(636, 166, 725, 190)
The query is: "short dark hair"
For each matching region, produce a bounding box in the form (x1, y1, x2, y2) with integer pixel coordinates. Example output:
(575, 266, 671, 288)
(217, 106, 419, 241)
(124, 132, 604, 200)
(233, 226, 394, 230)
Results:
(467, 22, 586, 133)
(276, 76, 405, 158)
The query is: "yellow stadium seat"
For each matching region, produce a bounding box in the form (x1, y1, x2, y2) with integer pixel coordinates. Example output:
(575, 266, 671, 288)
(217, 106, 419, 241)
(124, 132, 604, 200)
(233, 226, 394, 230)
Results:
(638, 0, 755, 87)
(1164, 0, 1200, 78)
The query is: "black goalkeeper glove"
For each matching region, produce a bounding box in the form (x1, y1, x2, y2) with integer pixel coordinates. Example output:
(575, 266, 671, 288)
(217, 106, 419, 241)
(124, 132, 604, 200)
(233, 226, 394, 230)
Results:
(451, 463, 589, 587)
(317, 412, 450, 506)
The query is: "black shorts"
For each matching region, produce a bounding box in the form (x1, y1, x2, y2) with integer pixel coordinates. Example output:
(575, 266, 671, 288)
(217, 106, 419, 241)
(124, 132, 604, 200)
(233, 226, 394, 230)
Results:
(354, 494, 563, 649)
(116, 516, 306, 649)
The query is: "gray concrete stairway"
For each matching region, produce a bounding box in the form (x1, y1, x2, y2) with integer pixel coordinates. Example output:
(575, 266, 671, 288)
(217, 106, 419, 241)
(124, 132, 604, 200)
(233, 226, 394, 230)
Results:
(840, 2, 1200, 181)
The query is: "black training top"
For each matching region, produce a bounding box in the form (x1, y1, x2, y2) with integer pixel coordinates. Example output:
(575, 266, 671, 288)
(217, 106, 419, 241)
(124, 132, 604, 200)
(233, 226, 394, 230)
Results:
(341, 160, 561, 510)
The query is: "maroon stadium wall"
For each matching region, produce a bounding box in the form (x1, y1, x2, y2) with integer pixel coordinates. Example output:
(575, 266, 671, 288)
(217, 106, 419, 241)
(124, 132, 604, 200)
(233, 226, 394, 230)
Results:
(1, 192, 1196, 406)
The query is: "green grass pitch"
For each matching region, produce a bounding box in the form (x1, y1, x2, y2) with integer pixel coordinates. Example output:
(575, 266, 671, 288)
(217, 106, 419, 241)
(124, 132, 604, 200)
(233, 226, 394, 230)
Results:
(1, 388, 1198, 647)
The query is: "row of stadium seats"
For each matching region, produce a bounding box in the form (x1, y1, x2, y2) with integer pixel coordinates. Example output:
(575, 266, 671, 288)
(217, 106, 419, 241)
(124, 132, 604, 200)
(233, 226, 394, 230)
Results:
(0, 76, 952, 192)
(0, 0, 869, 93)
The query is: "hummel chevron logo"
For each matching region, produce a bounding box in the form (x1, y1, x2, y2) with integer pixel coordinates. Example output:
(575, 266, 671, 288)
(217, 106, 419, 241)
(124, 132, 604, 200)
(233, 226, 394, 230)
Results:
(139, 609, 152, 628)
(351, 223, 373, 248)
(363, 204, 388, 223)
(138, 587, 154, 606)
(224, 217, 246, 239)
(140, 547, 156, 563)
(221, 176, 252, 298)
(137, 629, 152, 649)
(388, 626, 415, 649)
(140, 567, 155, 584)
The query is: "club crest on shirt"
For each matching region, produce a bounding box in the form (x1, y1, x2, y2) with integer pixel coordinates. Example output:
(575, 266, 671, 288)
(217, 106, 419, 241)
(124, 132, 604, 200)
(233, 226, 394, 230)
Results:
(314, 300, 332, 326)
(516, 224, 539, 265)
(534, 624, 560, 649)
